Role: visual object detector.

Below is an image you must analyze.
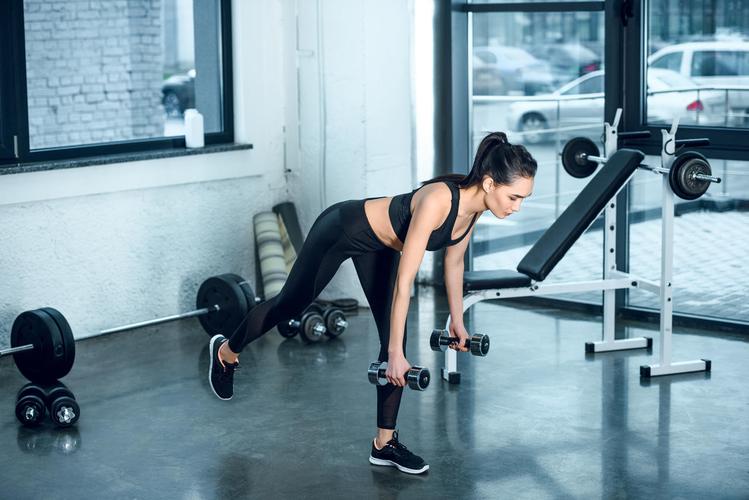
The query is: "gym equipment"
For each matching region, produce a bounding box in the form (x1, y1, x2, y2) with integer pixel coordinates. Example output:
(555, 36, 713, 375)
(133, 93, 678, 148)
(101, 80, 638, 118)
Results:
(560, 131, 719, 201)
(443, 111, 713, 384)
(46, 381, 80, 428)
(254, 212, 288, 299)
(322, 307, 348, 337)
(0, 274, 256, 384)
(15, 383, 47, 427)
(668, 151, 719, 200)
(429, 330, 490, 357)
(277, 302, 349, 340)
(277, 304, 327, 342)
(367, 361, 430, 391)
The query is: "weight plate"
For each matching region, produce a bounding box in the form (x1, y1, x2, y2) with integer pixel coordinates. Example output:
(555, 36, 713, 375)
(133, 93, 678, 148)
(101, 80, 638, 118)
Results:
(11, 310, 65, 384)
(561, 137, 600, 178)
(277, 319, 298, 338)
(39, 307, 76, 380)
(669, 151, 711, 200)
(305, 303, 324, 316)
(323, 308, 347, 338)
(196, 275, 248, 337)
(429, 330, 443, 352)
(299, 312, 324, 343)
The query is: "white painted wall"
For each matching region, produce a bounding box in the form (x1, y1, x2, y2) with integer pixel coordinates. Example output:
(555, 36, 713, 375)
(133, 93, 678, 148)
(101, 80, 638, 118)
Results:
(0, 0, 414, 347)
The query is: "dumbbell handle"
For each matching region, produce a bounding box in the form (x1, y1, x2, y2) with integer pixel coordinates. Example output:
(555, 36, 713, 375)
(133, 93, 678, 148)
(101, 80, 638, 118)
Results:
(692, 173, 721, 183)
(0, 344, 34, 357)
(439, 336, 470, 348)
(618, 130, 651, 139)
(675, 138, 710, 147)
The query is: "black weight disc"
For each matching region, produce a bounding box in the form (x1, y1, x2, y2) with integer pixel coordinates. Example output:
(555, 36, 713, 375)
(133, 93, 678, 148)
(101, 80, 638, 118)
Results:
(223, 273, 257, 313)
(277, 319, 299, 338)
(305, 303, 324, 316)
(298, 312, 324, 343)
(196, 275, 248, 337)
(561, 137, 600, 178)
(323, 308, 347, 338)
(669, 151, 711, 200)
(11, 309, 65, 384)
(39, 307, 76, 380)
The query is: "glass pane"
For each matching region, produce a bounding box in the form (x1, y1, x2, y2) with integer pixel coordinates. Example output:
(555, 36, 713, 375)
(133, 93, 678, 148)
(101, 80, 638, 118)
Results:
(470, 10, 605, 304)
(628, 156, 749, 323)
(24, 0, 223, 150)
(646, 0, 749, 128)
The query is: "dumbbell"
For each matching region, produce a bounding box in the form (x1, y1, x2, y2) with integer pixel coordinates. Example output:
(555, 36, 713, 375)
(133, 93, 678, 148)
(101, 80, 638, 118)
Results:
(430, 329, 490, 357)
(367, 361, 430, 391)
(277, 304, 328, 342)
(321, 306, 348, 337)
(46, 381, 80, 428)
(0, 274, 256, 384)
(15, 383, 47, 427)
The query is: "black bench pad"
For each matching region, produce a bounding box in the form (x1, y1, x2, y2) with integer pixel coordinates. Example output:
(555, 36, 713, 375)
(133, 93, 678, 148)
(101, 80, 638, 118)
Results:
(463, 270, 532, 292)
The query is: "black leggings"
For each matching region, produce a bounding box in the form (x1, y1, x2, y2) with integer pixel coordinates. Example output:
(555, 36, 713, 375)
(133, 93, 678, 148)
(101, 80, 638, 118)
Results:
(228, 199, 406, 430)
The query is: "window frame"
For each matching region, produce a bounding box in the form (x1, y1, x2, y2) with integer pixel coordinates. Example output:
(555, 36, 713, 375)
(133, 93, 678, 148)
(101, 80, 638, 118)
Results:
(0, 0, 234, 168)
(621, 0, 749, 161)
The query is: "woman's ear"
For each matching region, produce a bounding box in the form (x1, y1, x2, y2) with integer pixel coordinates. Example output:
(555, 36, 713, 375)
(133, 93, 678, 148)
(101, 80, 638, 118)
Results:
(482, 176, 494, 194)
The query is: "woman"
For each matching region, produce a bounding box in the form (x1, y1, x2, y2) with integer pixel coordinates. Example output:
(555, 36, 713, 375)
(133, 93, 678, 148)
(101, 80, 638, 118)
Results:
(208, 131, 537, 474)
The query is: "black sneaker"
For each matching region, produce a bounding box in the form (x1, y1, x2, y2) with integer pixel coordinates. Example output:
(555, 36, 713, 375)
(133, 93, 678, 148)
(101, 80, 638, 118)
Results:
(208, 335, 238, 400)
(369, 431, 429, 474)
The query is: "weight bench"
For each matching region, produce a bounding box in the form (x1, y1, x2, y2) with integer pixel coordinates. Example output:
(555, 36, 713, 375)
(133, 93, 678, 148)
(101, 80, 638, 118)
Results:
(442, 145, 711, 382)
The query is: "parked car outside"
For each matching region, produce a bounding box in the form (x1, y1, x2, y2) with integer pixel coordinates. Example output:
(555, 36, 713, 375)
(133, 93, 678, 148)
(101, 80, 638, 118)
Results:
(529, 42, 602, 87)
(648, 41, 749, 124)
(473, 45, 555, 96)
(506, 69, 726, 144)
(161, 69, 195, 118)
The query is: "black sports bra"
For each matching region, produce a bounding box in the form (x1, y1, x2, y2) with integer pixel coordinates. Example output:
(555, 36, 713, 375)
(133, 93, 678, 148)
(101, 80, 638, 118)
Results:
(388, 181, 478, 251)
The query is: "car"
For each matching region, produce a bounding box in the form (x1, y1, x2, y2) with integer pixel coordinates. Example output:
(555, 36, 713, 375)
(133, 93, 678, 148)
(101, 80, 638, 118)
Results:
(528, 43, 602, 87)
(506, 69, 727, 144)
(161, 69, 195, 118)
(473, 45, 555, 96)
(648, 40, 749, 124)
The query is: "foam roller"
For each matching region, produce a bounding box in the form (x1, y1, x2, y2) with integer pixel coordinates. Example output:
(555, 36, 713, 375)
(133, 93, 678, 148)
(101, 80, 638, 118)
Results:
(253, 212, 287, 298)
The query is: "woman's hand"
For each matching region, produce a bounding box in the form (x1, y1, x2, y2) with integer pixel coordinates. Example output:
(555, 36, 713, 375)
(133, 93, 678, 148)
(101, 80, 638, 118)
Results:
(386, 352, 412, 387)
(448, 321, 471, 353)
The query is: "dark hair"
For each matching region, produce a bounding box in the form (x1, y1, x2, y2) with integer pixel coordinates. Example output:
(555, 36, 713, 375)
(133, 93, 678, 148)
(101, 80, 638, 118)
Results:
(422, 132, 537, 187)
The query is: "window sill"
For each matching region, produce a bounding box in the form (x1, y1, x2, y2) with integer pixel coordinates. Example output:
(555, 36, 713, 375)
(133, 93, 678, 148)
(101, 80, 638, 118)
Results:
(0, 143, 253, 176)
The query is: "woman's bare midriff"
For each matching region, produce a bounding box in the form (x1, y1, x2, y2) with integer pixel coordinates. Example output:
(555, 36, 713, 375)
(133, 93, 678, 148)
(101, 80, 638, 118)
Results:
(364, 197, 404, 251)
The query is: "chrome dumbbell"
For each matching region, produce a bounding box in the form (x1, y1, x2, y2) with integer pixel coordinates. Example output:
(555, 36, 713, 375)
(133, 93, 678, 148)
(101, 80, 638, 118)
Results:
(367, 361, 430, 391)
(429, 329, 490, 357)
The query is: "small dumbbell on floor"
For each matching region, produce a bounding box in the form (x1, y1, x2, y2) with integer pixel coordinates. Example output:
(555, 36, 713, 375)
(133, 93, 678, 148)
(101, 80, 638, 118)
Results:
(16, 383, 47, 427)
(46, 381, 80, 428)
(277, 304, 327, 342)
(15, 380, 79, 428)
(367, 361, 431, 391)
(430, 330, 490, 357)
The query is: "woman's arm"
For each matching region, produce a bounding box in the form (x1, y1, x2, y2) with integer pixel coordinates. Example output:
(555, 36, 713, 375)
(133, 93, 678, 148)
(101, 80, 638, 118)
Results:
(443, 224, 476, 351)
(386, 189, 448, 386)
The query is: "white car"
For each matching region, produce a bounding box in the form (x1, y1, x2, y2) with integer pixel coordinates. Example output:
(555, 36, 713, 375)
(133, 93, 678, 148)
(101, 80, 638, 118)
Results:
(648, 40, 749, 125)
(507, 69, 727, 144)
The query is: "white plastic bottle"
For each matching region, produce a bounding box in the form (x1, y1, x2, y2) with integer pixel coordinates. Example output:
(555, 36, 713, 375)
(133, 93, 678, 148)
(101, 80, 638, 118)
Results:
(184, 109, 205, 148)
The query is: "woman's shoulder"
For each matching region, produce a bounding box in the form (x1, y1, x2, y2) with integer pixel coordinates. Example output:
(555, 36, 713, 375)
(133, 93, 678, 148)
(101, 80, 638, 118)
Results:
(412, 181, 453, 213)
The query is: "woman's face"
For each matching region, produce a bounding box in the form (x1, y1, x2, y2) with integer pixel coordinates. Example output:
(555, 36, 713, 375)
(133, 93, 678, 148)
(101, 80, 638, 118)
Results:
(483, 175, 534, 219)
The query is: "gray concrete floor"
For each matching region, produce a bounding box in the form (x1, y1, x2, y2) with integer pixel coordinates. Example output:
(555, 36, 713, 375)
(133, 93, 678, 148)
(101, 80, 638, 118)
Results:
(1, 287, 748, 499)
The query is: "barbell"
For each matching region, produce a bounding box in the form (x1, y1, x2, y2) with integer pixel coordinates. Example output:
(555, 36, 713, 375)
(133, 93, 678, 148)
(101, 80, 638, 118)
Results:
(0, 273, 257, 384)
(561, 136, 720, 200)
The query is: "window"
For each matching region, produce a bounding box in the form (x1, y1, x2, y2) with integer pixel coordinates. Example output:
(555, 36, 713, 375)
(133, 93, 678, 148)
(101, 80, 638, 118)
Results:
(650, 51, 683, 72)
(1, 0, 233, 166)
(691, 50, 749, 77)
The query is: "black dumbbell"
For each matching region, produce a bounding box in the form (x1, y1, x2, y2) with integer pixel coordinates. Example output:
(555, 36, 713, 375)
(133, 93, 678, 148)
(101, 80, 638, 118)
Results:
(46, 381, 80, 428)
(367, 361, 430, 391)
(15, 383, 47, 427)
(322, 306, 348, 338)
(430, 329, 490, 357)
(277, 303, 328, 342)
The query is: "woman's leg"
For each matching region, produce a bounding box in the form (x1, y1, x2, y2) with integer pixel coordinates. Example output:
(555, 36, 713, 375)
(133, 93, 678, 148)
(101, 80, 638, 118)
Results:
(352, 248, 404, 439)
(225, 203, 353, 355)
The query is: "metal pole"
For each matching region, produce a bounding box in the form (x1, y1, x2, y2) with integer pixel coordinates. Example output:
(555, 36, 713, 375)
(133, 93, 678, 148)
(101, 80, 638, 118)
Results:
(0, 344, 35, 357)
(99, 306, 218, 335)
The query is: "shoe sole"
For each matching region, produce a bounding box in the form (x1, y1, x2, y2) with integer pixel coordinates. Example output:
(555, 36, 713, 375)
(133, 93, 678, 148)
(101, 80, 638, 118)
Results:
(369, 456, 429, 475)
(208, 335, 232, 401)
